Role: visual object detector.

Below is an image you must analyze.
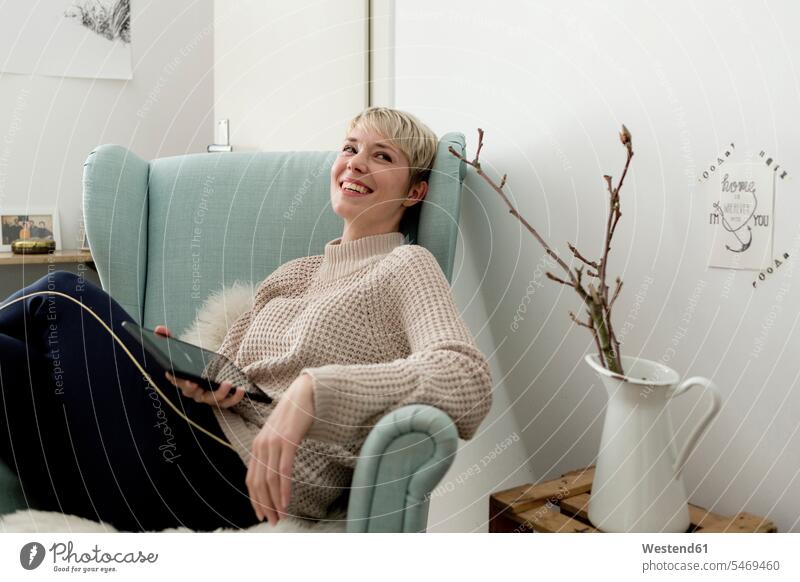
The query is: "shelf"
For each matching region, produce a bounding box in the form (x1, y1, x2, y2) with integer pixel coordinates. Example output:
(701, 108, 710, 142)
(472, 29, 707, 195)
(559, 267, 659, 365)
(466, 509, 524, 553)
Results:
(0, 249, 94, 266)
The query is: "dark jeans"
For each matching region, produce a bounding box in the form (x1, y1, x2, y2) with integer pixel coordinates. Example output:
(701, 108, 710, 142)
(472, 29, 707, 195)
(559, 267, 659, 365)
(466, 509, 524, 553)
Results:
(0, 270, 258, 532)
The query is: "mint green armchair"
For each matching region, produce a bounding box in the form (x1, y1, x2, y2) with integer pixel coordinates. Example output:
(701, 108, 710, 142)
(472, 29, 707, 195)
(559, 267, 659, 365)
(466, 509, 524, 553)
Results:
(0, 134, 467, 532)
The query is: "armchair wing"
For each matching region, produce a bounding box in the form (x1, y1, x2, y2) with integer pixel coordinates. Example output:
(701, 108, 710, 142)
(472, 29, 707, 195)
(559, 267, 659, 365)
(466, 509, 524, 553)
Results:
(82, 145, 149, 323)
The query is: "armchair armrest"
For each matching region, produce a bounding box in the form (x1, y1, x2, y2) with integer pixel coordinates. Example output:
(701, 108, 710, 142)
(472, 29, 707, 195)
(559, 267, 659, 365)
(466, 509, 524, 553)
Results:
(346, 404, 458, 533)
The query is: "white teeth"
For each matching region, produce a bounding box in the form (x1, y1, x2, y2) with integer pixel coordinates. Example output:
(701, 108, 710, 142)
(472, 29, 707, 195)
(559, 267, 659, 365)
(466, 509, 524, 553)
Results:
(342, 182, 370, 194)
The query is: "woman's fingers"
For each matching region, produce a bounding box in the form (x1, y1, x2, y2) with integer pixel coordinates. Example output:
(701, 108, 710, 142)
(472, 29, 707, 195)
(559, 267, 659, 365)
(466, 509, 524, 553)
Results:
(165, 372, 196, 393)
(212, 381, 244, 408)
(165, 372, 204, 400)
(165, 371, 191, 391)
(165, 371, 191, 388)
(247, 431, 281, 525)
(262, 440, 281, 525)
(264, 437, 282, 524)
(225, 387, 245, 408)
(246, 455, 262, 521)
(251, 446, 273, 524)
(154, 325, 172, 337)
(279, 443, 296, 514)
(164, 374, 243, 408)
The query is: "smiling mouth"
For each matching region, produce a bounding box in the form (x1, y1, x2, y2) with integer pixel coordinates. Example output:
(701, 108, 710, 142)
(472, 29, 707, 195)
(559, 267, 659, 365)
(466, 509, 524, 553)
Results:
(340, 180, 374, 195)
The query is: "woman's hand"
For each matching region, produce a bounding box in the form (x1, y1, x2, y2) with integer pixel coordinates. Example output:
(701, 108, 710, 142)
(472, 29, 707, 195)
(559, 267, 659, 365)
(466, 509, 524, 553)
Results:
(157, 324, 244, 408)
(164, 372, 245, 408)
(247, 372, 315, 525)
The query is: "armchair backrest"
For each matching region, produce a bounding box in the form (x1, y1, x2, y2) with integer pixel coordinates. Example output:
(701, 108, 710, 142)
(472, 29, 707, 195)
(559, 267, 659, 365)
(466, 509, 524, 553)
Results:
(83, 133, 466, 334)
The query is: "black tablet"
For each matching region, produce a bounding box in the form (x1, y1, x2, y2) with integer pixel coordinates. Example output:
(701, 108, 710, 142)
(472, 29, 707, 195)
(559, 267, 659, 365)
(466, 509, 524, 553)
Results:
(121, 321, 273, 405)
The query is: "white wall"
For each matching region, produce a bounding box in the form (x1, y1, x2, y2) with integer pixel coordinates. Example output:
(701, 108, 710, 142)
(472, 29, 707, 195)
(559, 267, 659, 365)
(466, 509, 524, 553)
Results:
(396, 0, 800, 532)
(214, 0, 368, 151)
(0, 0, 214, 259)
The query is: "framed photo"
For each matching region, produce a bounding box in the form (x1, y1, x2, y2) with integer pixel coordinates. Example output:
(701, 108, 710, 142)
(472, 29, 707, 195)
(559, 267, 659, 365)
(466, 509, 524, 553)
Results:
(0, 208, 61, 252)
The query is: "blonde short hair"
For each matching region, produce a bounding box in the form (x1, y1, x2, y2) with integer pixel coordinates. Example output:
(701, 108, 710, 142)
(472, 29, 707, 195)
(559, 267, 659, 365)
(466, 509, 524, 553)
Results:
(347, 107, 438, 187)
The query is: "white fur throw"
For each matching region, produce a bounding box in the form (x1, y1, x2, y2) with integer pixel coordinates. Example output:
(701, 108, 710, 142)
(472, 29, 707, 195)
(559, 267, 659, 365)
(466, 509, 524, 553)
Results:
(0, 281, 347, 534)
(180, 281, 256, 351)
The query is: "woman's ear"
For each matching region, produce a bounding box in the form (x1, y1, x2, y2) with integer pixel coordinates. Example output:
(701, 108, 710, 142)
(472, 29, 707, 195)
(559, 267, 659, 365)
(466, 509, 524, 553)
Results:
(402, 180, 428, 207)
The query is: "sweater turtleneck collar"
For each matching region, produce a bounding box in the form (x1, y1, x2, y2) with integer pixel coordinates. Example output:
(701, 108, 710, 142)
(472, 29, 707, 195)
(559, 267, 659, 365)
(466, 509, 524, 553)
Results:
(317, 231, 406, 281)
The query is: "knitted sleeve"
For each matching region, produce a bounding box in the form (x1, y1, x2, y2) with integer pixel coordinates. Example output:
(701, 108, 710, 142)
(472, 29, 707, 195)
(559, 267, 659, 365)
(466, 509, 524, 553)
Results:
(301, 245, 493, 446)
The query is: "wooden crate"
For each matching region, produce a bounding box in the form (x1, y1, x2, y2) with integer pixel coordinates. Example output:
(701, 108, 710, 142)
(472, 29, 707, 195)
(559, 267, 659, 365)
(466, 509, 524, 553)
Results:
(489, 466, 777, 533)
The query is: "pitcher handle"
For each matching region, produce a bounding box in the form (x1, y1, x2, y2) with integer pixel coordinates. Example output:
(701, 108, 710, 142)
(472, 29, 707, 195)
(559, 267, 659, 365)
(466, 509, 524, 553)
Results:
(668, 377, 722, 479)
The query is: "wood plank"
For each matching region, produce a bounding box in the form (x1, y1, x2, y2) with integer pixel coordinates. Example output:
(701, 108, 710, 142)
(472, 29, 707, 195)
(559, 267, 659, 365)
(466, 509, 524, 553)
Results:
(492, 466, 595, 515)
(489, 465, 776, 534)
(488, 497, 540, 533)
(688, 503, 731, 530)
(488, 497, 532, 533)
(560, 492, 591, 520)
(557, 499, 775, 533)
(738, 512, 778, 533)
(518, 502, 598, 533)
(0, 250, 94, 266)
(695, 513, 777, 533)
(490, 511, 534, 533)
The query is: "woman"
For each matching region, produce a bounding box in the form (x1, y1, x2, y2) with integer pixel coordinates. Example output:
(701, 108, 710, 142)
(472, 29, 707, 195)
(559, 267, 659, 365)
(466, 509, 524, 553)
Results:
(18, 219, 31, 240)
(0, 107, 493, 531)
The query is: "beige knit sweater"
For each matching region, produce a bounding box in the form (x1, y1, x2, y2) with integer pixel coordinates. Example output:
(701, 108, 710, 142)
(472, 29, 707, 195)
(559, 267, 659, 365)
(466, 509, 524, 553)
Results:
(211, 231, 493, 521)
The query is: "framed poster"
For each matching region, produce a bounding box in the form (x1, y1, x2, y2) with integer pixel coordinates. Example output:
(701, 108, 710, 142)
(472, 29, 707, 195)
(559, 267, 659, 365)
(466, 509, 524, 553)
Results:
(706, 156, 776, 271)
(0, 0, 132, 80)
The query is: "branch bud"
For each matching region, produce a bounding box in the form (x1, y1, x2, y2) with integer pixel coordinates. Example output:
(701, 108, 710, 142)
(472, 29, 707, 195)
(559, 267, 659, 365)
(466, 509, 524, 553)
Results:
(620, 124, 633, 155)
(619, 124, 631, 147)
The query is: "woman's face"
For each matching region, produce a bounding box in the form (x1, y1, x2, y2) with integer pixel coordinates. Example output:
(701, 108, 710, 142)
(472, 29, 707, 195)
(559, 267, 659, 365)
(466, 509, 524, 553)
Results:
(330, 125, 427, 236)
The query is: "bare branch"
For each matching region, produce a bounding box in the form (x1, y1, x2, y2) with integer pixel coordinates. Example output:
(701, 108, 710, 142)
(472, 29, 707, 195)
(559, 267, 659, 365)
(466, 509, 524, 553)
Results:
(568, 242, 599, 269)
(449, 124, 634, 376)
(609, 277, 623, 310)
(603, 175, 614, 196)
(588, 283, 601, 305)
(588, 308, 607, 369)
(611, 326, 623, 366)
(615, 143, 634, 195)
(608, 210, 623, 243)
(546, 271, 571, 286)
(569, 311, 593, 330)
(474, 128, 485, 166)
(450, 134, 578, 285)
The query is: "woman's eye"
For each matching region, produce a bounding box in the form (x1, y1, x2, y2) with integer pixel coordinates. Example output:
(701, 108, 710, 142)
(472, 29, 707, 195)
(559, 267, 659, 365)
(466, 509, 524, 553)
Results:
(341, 145, 391, 161)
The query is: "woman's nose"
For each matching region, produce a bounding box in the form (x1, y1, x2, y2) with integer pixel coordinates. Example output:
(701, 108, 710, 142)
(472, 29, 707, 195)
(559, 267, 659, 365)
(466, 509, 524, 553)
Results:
(346, 151, 368, 173)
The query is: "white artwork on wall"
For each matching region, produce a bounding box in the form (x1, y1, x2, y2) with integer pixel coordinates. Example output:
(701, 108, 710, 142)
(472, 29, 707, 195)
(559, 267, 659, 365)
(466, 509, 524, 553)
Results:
(706, 149, 776, 271)
(0, 0, 131, 80)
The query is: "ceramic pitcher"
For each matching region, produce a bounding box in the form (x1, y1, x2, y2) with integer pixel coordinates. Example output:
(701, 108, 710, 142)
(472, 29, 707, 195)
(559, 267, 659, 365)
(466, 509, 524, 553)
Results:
(584, 354, 721, 532)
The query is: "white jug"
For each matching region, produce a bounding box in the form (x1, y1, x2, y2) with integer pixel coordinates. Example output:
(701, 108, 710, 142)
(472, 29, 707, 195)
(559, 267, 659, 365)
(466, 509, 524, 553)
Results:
(585, 354, 721, 532)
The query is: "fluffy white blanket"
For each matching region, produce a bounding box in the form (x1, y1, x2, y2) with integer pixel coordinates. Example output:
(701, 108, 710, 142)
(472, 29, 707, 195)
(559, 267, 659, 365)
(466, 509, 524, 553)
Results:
(0, 281, 347, 533)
